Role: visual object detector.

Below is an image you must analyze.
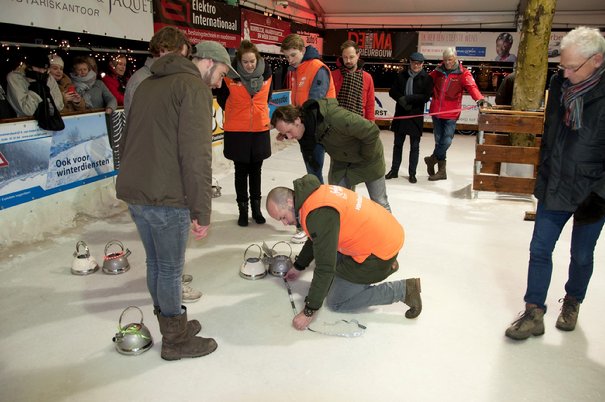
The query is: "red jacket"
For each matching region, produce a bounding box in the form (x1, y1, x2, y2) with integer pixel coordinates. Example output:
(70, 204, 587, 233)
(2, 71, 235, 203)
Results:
(331, 59, 375, 121)
(102, 73, 126, 106)
(429, 61, 483, 120)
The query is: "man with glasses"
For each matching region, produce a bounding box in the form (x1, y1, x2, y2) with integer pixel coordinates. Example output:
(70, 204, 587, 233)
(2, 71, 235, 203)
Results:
(117, 41, 237, 360)
(505, 27, 605, 340)
(385, 52, 433, 183)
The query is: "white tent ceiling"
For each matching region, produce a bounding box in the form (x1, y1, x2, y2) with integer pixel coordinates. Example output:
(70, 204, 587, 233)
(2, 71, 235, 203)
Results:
(285, 0, 605, 29)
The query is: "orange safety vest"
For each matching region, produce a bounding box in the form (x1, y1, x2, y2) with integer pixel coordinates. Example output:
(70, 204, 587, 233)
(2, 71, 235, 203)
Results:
(223, 77, 272, 132)
(299, 185, 404, 263)
(291, 59, 336, 106)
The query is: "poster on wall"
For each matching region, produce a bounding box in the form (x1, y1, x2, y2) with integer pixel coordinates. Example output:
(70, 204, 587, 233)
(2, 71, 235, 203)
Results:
(418, 31, 521, 62)
(324, 31, 417, 60)
(2, 0, 154, 41)
(154, 0, 241, 48)
(291, 22, 324, 55)
(0, 113, 116, 210)
(241, 9, 290, 54)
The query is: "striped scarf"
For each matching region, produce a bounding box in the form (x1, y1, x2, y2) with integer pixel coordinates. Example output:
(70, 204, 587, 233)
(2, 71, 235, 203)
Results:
(561, 64, 605, 130)
(336, 66, 364, 116)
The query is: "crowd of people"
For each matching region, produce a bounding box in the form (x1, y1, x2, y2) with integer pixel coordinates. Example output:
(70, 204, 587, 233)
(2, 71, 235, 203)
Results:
(4, 26, 604, 361)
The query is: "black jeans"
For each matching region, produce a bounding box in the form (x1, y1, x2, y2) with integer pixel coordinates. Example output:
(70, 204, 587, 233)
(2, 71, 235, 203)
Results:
(391, 132, 420, 176)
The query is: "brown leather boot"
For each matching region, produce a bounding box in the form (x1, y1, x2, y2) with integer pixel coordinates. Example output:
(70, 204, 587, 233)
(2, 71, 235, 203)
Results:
(424, 155, 437, 176)
(157, 307, 217, 361)
(154, 306, 201, 337)
(403, 278, 422, 319)
(429, 160, 447, 181)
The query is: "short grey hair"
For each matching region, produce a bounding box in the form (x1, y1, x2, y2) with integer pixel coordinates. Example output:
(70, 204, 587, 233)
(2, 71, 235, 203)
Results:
(443, 47, 457, 59)
(560, 26, 605, 58)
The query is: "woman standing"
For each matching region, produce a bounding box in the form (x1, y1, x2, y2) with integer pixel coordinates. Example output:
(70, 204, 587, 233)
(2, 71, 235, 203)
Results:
(102, 55, 129, 106)
(70, 56, 117, 115)
(216, 40, 272, 226)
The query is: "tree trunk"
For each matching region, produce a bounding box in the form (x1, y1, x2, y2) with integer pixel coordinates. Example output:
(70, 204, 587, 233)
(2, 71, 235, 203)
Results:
(510, 0, 556, 146)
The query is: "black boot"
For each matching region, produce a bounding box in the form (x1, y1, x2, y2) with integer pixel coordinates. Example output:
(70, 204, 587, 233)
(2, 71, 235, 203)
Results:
(237, 201, 248, 226)
(250, 198, 266, 224)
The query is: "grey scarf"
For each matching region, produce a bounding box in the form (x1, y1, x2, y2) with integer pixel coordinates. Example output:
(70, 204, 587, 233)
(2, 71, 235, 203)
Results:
(405, 70, 419, 96)
(70, 70, 97, 108)
(236, 58, 265, 97)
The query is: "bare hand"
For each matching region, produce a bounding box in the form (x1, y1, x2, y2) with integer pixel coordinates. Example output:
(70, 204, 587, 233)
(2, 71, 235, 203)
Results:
(292, 311, 314, 330)
(284, 268, 301, 281)
(276, 133, 287, 141)
(191, 219, 210, 240)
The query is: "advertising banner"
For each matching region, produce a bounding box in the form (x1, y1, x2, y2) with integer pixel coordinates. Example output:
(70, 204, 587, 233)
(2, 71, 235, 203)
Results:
(2, 0, 154, 41)
(291, 22, 324, 55)
(154, 0, 241, 48)
(418, 31, 521, 62)
(0, 113, 116, 210)
(241, 9, 291, 54)
(324, 31, 417, 60)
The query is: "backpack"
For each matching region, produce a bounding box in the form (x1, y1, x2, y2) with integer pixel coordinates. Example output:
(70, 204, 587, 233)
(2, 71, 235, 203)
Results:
(28, 76, 65, 131)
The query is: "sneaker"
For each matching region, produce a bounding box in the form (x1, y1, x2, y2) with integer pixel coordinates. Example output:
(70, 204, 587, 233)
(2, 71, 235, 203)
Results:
(182, 274, 193, 286)
(555, 296, 580, 331)
(182, 285, 202, 303)
(290, 229, 308, 244)
(403, 278, 422, 319)
(505, 305, 545, 340)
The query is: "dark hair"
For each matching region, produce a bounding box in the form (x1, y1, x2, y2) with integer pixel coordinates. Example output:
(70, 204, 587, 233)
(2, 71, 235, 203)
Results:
(149, 26, 190, 57)
(497, 33, 513, 44)
(270, 104, 302, 127)
(237, 40, 261, 62)
(340, 40, 359, 53)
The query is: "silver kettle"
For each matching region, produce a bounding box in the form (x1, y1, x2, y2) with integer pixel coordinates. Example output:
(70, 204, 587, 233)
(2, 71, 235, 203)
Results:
(112, 306, 153, 355)
(268, 241, 293, 277)
(102, 240, 131, 275)
(239, 243, 266, 280)
(71, 240, 100, 275)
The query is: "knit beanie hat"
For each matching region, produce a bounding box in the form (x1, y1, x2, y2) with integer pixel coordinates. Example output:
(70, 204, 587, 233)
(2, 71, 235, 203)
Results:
(49, 54, 64, 68)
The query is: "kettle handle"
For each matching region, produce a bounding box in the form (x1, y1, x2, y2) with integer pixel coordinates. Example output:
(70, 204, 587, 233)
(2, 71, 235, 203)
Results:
(271, 241, 292, 258)
(118, 305, 144, 328)
(105, 240, 125, 256)
(243, 243, 262, 260)
(74, 240, 90, 258)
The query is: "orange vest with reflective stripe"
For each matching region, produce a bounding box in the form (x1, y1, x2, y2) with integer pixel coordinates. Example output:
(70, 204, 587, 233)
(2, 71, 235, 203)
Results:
(299, 185, 404, 263)
(223, 77, 272, 132)
(291, 59, 336, 106)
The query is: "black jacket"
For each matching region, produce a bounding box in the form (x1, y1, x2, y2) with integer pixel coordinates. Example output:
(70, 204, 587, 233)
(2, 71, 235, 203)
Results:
(534, 71, 605, 212)
(389, 69, 433, 136)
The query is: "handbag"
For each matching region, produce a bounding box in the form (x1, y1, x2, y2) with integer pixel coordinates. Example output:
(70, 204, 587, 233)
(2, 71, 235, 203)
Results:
(29, 77, 65, 131)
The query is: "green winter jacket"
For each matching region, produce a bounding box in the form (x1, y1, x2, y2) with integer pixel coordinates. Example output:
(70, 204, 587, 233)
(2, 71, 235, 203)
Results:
(302, 98, 385, 185)
(116, 55, 214, 225)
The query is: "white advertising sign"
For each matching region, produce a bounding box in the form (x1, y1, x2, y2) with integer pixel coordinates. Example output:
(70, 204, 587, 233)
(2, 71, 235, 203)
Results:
(2, 0, 154, 41)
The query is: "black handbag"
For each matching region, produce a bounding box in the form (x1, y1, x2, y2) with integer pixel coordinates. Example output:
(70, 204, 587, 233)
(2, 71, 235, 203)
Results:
(29, 75, 65, 131)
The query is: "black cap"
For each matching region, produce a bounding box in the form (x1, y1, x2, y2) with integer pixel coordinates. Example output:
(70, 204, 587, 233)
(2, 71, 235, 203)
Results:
(409, 52, 425, 62)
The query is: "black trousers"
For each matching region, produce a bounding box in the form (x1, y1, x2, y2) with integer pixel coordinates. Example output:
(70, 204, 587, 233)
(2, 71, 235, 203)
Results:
(390, 132, 420, 176)
(234, 161, 263, 203)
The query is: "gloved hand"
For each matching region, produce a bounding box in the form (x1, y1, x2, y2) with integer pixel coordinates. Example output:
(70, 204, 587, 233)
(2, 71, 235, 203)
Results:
(574, 192, 605, 225)
(476, 99, 492, 108)
(397, 96, 408, 108)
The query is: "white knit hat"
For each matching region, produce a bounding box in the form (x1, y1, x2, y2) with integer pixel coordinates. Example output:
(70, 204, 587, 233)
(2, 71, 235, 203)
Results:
(49, 54, 64, 68)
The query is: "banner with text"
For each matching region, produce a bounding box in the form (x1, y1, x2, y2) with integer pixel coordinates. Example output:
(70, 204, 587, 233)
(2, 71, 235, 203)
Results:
(0, 113, 116, 210)
(241, 9, 291, 55)
(324, 31, 417, 60)
(3, 0, 154, 41)
(418, 31, 521, 62)
(154, 0, 241, 48)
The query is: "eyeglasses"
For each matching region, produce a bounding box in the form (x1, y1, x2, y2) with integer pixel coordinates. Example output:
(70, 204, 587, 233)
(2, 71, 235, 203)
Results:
(558, 54, 595, 73)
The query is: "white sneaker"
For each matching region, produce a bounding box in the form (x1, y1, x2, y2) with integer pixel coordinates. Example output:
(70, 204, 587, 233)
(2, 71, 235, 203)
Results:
(182, 274, 193, 286)
(290, 230, 308, 244)
(182, 285, 202, 303)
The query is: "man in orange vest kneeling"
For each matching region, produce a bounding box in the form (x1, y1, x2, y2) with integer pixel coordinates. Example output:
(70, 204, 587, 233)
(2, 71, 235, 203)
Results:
(266, 174, 422, 330)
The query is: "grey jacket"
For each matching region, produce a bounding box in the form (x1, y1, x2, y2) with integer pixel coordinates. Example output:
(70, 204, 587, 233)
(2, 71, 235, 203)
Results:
(116, 55, 214, 225)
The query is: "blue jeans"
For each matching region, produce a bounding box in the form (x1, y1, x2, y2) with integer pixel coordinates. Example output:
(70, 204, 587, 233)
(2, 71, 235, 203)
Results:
(304, 143, 325, 184)
(431, 117, 457, 161)
(326, 254, 403, 311)
(337, 176, 391, 212)
(128, 205, 190, 317)
(524, 202, 605, 310)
